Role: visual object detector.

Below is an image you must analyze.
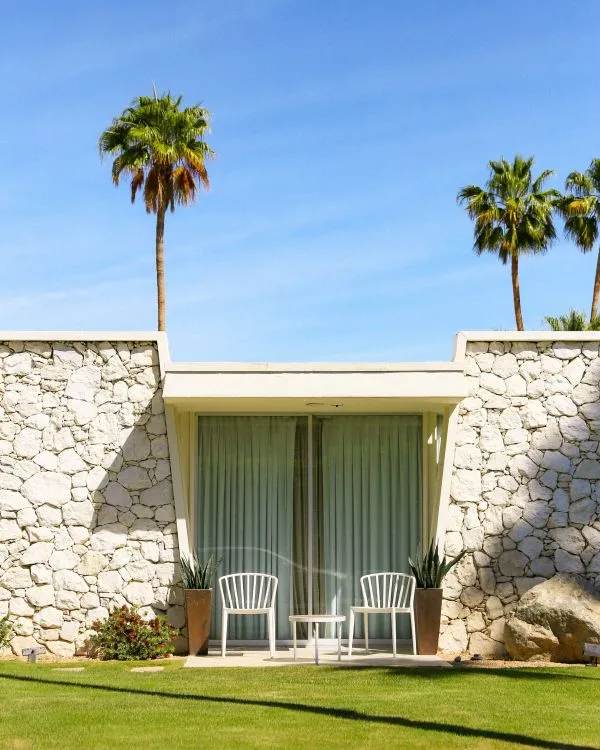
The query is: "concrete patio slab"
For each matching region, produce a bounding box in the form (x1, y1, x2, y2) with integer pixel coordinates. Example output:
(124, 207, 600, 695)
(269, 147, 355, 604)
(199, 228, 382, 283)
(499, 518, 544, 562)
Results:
(184, 646, 450, 668)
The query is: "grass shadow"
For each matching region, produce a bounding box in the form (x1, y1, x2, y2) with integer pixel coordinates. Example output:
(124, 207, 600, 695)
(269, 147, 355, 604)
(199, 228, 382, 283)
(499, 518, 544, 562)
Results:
(0, 671, 596, 750)
(365, 665, 600, 682)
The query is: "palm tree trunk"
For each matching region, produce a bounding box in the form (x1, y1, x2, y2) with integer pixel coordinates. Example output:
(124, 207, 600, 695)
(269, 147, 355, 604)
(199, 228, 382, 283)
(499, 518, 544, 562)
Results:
(155, 202, 167, 331)
(590, 245, 600, 323)
(511, 253, 524, 331)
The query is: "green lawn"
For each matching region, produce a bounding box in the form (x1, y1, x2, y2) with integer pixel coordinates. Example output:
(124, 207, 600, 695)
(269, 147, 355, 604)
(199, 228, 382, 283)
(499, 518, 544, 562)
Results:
(0, 660, 598, 749)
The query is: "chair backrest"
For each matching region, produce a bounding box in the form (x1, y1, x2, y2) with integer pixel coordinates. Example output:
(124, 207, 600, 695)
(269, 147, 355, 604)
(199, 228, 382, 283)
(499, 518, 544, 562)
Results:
(219, 573, 278, 610)
(360, 572, 415, 609)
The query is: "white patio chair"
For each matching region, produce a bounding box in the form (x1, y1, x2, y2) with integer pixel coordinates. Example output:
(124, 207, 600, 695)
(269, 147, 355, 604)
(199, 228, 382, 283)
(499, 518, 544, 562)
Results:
(348, 572, 416, 657)
(218, 573, 278, 658)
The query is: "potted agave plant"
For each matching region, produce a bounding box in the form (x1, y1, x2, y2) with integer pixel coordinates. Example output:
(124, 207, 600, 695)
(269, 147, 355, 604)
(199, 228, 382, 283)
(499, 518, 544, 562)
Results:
(409, 540, 466, 655)
(180, 552, 221, 656)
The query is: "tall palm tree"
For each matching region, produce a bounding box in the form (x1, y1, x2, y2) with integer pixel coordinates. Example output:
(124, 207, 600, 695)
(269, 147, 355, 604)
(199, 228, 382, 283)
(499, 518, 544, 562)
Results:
(559, 159, 600, 323)
(99, 90, 214, 331)
(457, 156, 559, 331)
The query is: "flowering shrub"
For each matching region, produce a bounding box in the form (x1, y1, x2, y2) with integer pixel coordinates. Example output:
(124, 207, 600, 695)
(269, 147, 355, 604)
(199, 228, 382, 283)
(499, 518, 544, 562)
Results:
(0, 615, 12, 650)
(90, 605, 177, 661)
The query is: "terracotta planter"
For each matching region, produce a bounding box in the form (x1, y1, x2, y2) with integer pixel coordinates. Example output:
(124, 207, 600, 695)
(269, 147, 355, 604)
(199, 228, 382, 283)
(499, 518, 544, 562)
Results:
(414, 588, 443, 655)
(185, 588, 212, 655)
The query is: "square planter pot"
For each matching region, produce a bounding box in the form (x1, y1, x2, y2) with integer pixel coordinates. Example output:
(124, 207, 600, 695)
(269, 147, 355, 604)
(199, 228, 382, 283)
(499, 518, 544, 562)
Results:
(414, 588, 443, 655)
(184, 588, 212, 655)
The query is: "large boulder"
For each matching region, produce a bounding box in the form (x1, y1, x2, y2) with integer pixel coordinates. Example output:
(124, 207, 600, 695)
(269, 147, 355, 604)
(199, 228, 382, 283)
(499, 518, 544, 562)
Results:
(505, 574, 600, 662)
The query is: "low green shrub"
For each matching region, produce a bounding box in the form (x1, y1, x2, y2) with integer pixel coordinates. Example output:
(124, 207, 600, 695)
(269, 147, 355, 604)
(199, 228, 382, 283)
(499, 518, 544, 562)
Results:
(90, 605, 177, 661)
(0, 615, 12, 649)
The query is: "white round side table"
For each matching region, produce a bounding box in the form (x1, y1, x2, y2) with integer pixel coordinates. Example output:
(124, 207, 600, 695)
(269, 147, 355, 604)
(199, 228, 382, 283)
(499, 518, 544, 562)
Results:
(288, 614, 346, 665)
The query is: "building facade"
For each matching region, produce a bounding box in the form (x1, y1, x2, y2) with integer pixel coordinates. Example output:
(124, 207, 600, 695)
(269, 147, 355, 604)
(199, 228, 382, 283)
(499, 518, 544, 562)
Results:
(0, 331, 598, 657)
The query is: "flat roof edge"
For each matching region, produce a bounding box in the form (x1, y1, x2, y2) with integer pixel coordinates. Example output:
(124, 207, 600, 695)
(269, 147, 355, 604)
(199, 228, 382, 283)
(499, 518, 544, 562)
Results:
(0, 331, 163, 342)
(453, 330, 600, 361)
(458, 330, 600, 341)
(165, 361, 465, 374)
(0, 331, 171, 376)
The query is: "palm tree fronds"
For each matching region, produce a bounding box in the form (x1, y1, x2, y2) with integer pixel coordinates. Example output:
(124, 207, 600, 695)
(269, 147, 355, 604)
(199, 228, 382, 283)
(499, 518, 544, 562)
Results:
(459, 156, 557, 259)
(559, 196, 596, 218)
(457, 185, 484, 204)
(563, 215, 597, 251)
(130, 168, 145, 203)
(560, 162, 600, 254)
(458, 155, 558, 330)
(545, 309, 589, 331)
(99, 91, 214, 214)
(173, 166, 197, 205)
(559, 159, 600, 323)
(565, 170, 595, 197)
(531, 168, 555, 193)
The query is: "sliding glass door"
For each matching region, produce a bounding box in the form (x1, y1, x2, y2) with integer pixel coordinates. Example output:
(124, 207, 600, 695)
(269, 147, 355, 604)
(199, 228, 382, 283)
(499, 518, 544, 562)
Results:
(196, 416, 297, 639)
(319, 416, 421, 638)
(196, 414, 421, 641)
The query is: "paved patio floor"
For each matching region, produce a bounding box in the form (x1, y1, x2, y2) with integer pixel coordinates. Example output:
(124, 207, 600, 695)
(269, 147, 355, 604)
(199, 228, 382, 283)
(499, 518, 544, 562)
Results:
(184, 646, 450, 668)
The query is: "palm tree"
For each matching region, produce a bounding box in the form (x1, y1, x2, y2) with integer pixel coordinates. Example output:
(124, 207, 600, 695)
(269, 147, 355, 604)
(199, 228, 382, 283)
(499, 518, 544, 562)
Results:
(545, 309, 588, 331)
(545, 309, 600, 331)
(99, 90, 214, 331)
(457, 156, 559, 331)
(559, 160, 600, 324)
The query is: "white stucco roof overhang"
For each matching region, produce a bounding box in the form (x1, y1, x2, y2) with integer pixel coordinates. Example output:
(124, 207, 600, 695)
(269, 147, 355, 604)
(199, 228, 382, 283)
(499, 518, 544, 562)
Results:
(162, 361, 468, 413)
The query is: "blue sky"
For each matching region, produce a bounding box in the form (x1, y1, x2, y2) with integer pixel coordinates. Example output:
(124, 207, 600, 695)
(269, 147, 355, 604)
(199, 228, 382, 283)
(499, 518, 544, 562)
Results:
(1, 1, 599, 362)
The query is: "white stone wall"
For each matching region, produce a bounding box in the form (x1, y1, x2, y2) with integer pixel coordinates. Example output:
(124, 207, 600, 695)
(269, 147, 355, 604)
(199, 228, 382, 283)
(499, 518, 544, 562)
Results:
(442, 339, 600, 656)
(0, 341, 182, 657)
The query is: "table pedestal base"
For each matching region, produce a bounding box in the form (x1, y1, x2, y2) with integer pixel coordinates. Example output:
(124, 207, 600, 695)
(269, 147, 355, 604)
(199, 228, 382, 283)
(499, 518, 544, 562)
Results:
(290, 615, 345, 665)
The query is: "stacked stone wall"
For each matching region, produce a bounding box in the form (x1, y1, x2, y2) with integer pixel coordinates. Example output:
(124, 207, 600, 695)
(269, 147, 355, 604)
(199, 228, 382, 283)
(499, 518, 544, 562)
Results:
(0, 341, 181, 657)
(442, 339, 600, 655)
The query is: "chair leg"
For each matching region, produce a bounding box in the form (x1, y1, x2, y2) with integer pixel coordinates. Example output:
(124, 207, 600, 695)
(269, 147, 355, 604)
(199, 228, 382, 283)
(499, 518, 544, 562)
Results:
(364, 613, 369, 654)
(391, 612, 397, 658)
(221, 610, 228, 658)
(410, 609, 417, 656)
(348, 610, 354, 656)
(268, 609, 275, 658)
(292, 620, 297, 660)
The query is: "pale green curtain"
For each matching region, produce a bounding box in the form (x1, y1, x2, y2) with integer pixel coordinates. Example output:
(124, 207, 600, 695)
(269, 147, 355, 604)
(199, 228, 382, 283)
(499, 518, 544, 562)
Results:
(196, 416, 296, 640)
(319, 415, 422, 639)
(292, 418, 308, 627)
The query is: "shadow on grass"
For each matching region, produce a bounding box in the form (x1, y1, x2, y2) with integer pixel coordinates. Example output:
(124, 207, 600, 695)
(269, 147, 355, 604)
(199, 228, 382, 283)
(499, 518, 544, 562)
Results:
(365, 665, 600, 682)
(0, 672, 595, 750)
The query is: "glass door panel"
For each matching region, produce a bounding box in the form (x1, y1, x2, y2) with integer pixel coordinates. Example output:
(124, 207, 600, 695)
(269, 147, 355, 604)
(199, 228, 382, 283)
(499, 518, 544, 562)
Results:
(196, 416, 302, 639)
(316, 415, 422, 638)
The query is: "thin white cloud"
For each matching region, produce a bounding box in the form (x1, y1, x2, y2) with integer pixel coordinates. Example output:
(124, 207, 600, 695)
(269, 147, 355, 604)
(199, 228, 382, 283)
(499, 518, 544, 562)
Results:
(2, 1, 287, 95)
